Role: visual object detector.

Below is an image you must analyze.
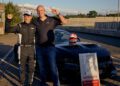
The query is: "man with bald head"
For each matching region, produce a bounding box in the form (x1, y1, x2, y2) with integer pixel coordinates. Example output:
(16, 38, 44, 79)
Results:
(34, 5, 67, 86)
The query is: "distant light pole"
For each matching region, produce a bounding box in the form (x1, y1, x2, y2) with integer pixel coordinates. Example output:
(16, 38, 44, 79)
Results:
(117, 0, 119, 30)
(118, 0, 119, 22)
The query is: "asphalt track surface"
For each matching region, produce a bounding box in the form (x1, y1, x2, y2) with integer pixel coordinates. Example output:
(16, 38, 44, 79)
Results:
(0, 33, 120, 86)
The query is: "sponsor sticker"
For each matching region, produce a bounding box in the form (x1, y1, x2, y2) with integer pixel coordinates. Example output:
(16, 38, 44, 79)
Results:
(79, 53, 100, 86)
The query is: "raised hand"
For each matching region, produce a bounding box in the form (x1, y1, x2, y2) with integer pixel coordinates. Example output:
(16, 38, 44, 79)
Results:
(50, 8, 60, 15)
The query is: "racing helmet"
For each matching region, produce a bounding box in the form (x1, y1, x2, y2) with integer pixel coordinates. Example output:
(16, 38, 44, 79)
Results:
(69, 33, 78, 45)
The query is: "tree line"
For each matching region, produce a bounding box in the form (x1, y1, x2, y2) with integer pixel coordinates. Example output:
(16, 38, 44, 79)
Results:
(65, 11, 120, 18)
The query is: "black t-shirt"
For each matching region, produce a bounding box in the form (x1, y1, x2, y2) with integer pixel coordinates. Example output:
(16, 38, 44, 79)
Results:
(34, 16, 61, 46)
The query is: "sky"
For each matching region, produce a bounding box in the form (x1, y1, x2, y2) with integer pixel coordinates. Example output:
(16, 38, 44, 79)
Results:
(4, 0, 118, 14)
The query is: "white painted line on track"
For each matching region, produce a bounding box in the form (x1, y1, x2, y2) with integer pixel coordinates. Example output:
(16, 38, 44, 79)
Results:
(0, 47, 14, 60)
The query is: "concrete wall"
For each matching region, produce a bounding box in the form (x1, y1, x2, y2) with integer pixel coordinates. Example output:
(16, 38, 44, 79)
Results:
(95, 22, 120, 30)
(59, 26, 120, 38)
(67, 17, 120, 27)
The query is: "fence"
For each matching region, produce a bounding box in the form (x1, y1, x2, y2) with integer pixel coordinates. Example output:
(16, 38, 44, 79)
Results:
(66, 17, 120, 29)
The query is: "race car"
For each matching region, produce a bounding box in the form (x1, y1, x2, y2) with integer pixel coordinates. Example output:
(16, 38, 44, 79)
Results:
(54, 29, 116, 84)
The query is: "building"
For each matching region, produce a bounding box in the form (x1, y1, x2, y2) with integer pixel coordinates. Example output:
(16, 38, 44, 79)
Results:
(0, 3, 5, 34)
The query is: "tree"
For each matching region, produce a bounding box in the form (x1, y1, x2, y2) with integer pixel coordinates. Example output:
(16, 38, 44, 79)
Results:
(65, 13, 87, 18)
(87, 10, 98, 18)
(5, 2, 22, 26)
